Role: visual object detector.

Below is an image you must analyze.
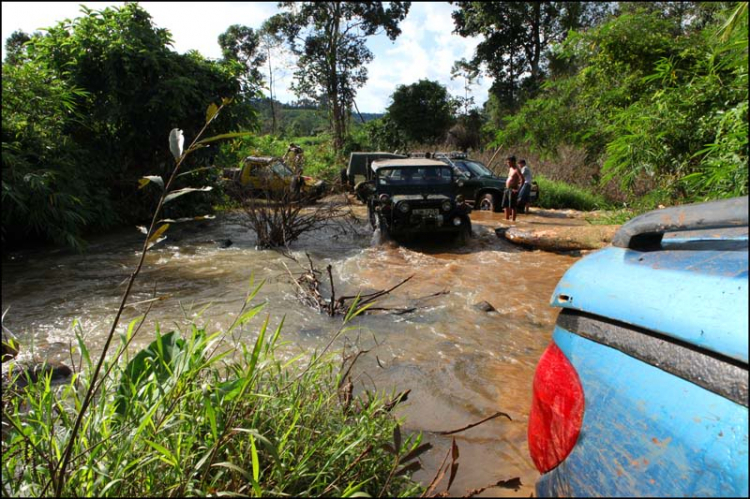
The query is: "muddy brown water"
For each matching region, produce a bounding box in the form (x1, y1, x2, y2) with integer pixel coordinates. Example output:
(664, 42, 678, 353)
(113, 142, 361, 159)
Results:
(1, 203, 587, 497)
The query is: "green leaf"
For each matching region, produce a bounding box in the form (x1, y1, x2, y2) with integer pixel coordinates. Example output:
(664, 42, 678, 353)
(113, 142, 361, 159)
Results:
(147, 223, 170, 248)
(206, 102, 219, 124)
(211, 462, 252, 481)
(196, 131, 254, 145)
(250, 434, 260, 483)
(163, 187, 213, 204)
(144, 439, 177, 466)
(158, 215, 216, 224)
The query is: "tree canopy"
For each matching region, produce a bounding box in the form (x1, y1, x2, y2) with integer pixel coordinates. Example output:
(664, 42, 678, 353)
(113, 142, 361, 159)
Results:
(387, 79, 455, 145)
(496, 2, 748, 205)
(451, 1, 612, 112)
(267, 2, 410, 152)
(2, 3, 257, 249)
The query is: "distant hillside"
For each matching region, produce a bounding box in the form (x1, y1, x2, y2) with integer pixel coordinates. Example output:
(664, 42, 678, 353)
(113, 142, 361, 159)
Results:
(251, 98, 384, 136)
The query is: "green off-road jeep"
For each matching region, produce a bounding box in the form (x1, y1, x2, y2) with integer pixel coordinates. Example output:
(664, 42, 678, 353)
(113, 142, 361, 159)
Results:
(434, 152, 539, 213)
(367, 158, 472, 243)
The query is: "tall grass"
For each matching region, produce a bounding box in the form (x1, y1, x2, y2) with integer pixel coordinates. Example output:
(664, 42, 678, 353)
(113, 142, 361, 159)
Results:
(534, 174, 613, 211)
(1, 296, 424, 497)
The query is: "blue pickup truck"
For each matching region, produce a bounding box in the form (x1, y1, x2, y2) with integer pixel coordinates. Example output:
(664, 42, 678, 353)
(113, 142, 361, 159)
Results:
(529, 196, 748, 497)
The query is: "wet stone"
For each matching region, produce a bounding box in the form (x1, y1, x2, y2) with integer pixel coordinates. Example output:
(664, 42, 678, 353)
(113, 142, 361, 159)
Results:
(473, 301, 497, 313)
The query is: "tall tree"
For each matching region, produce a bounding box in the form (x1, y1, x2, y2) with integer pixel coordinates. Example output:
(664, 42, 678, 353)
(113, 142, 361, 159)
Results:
(387, 79, 455, 145)
(267, 2, 410, 152)
(218, 24, 266, 96)
(3, 30, 32, 65)
(451, 2, 612, 111)
(258, 26, 292, 134)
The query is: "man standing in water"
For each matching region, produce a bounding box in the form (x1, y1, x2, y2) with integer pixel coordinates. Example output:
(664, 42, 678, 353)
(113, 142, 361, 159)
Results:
(517, 159, 533, 214)
(501, 155, 523, 221)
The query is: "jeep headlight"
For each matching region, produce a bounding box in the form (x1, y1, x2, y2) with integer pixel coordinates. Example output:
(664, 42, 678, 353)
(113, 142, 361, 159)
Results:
(453, 217, 462, 226)
(398, 202, 410, 213)
(441, 200, 452, 212)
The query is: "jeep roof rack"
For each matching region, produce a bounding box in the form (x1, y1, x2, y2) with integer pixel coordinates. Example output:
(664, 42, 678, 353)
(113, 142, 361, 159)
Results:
(433, 151, 467, 159)
(612, 196, 749, 250)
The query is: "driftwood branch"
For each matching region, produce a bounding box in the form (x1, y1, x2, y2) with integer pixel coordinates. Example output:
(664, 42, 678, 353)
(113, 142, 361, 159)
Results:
(287, 256, 447, 317)
(433, 411, 512, 436)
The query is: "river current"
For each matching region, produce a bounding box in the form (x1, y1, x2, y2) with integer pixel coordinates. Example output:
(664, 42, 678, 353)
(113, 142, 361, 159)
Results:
(2, 203, 585, 497)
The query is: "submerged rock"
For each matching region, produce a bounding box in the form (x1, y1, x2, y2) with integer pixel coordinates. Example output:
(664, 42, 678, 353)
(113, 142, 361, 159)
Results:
(473, 301, 497, 313)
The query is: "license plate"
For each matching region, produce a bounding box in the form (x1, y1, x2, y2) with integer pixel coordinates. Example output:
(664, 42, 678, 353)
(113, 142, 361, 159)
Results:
(413, 209, 439, 216)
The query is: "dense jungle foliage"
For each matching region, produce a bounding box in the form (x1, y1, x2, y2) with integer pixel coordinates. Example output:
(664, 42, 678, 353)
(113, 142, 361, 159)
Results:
(496, 2, 748, 207)
(2, 2, 747, 251)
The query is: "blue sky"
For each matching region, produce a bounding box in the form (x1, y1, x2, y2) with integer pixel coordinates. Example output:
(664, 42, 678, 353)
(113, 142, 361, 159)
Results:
(1, 1, 491, 113)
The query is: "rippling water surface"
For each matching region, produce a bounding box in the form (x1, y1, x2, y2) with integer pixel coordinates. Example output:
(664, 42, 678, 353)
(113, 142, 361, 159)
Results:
(2, 205, 585, 496)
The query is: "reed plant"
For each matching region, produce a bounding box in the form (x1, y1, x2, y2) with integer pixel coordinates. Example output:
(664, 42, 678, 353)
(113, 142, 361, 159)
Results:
(2, 295, 424, 497)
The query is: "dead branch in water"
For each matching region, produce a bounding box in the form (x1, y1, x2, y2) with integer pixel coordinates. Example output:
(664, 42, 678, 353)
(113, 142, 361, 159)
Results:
(284, 254, 449, 317)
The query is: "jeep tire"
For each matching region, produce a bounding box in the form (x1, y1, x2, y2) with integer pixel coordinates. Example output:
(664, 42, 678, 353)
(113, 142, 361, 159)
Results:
(368, 202, 377, 230)
(478, 193, 498, 212)
(456, 216, 472, 244)
(377, 215, 391, 243)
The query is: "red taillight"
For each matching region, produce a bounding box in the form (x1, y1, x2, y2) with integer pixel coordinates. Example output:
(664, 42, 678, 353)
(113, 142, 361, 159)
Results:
(528, 342, 584, 473)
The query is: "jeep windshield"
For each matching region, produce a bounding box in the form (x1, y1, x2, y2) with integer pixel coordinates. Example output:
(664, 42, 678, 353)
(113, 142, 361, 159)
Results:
(270, 161, 293, 176)
(453, 160, 494, 178)
(377, 166, 453, 186)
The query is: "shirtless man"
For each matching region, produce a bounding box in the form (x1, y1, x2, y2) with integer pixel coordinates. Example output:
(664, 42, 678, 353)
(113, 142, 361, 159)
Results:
(501, 155, 523, 221)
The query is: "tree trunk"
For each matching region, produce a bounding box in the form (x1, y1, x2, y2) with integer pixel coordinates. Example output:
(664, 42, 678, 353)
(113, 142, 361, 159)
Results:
(531, 2, 541, 82)
(327, 4, 344, 152)
(268, 45, 277, 134)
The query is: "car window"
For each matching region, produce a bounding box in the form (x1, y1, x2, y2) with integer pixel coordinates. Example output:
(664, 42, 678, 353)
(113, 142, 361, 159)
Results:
(452, 162, 473, 177)
(462, 160, 494, 177)
(271, 161, 293, 176)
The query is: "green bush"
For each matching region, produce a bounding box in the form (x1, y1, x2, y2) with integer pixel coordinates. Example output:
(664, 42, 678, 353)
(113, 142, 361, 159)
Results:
(496, 4, 748, 206)
(2, 298, 424, 497)
(535, 174, 612, 211)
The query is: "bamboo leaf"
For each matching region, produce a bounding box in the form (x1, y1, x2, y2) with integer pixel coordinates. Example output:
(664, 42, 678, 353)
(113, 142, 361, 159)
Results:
(169, 128, 184, 160)
(212, 462, 252, 481)
(401, 442, 433, 463)
(395, 461, 422, 477)
(138, 175, 164, 190)
(250, 434, 260, 482)
(144, 439, 177, 466)
(158, 215, 216, 224)
(196, 131, 254, 145)
(163, 187, 213, 204)
(206, 102, 220, 124)
(147, 224, 170, 249)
